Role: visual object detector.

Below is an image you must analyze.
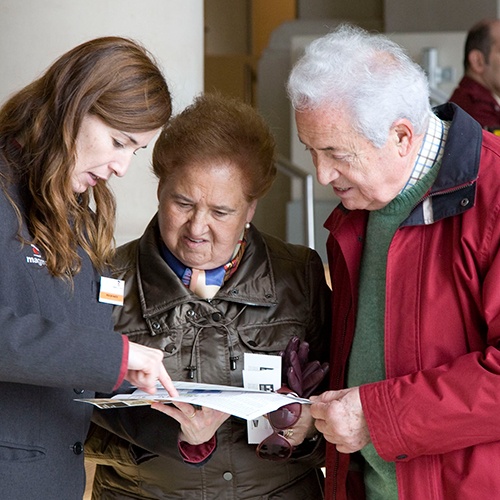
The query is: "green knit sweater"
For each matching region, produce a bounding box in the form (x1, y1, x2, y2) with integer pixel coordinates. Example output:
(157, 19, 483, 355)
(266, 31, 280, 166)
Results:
(346, 165, 439, 499)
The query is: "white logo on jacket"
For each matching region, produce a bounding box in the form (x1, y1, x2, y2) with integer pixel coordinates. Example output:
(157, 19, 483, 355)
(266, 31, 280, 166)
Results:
(25, 244, 47, 267)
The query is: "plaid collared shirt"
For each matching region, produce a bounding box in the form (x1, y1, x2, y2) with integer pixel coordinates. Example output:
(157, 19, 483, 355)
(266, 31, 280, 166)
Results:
(402, 112, 450, 192)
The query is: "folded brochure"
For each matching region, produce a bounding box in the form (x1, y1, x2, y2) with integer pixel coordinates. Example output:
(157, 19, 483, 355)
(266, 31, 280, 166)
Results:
(76, 381, 310, 421)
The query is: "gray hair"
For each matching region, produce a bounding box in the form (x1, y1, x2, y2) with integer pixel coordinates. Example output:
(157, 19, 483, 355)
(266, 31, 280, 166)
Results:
(287, 24, 432, 147)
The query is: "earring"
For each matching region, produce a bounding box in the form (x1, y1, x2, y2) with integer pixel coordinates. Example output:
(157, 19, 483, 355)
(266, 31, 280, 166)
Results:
(245, 222, 250, 229)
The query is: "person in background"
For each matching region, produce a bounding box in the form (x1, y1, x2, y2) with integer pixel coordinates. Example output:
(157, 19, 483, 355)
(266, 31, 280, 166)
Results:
(449, 18, 500, 130)
(287, 23, 500, 500)
(86, 92, 331, 499)
(0, 36, 177, 500)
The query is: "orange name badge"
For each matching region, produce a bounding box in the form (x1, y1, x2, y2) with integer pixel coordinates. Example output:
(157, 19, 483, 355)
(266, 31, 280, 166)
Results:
(99, 277, 125, 306)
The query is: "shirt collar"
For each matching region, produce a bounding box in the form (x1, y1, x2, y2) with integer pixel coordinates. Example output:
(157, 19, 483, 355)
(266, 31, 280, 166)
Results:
(402, 112, 449, 192)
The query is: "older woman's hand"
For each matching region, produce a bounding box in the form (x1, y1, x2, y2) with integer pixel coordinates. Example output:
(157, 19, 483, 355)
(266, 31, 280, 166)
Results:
(151, 401, 230, 445)
(280, 404, 317, 447)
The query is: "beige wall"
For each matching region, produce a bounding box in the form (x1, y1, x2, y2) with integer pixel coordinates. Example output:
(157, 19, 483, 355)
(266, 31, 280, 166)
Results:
(384, 0, 498, 32)
(251, 0, 297, 57)
(204, 0, 250, 55)
(297, 0, 383, 24)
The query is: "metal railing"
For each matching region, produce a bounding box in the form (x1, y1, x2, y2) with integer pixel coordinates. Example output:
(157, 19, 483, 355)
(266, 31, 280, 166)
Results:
(275, 154, 315, 249)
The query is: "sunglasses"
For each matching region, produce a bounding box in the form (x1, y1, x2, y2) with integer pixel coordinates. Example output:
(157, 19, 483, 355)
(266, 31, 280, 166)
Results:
(256, 402, 302, 461)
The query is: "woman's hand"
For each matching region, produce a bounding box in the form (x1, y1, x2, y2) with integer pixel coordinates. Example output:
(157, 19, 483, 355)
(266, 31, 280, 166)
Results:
(280, 404, 317, 447)
(151, 401, 230, 445)
(126, 342, 178, 397)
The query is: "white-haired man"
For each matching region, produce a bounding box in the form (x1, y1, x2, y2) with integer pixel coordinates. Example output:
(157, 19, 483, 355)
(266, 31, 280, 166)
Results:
(288, 23, 500, 499)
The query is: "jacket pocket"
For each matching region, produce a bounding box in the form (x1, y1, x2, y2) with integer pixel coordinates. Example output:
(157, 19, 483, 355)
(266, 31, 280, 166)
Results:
(85, 423, 158, 467)
(0, 440, 46, 462)
(238, 324, 305, 354)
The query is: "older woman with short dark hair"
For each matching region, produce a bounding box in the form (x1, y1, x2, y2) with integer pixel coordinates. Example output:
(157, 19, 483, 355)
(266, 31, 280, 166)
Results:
(88, 93, 330, 499)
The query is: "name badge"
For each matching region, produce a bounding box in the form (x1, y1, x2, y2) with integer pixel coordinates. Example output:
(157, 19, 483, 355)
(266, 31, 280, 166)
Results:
(99, 277, 125, 306)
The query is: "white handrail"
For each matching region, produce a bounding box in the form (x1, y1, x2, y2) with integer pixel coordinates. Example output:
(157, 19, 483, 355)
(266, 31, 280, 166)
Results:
(275, 154, 315, 249)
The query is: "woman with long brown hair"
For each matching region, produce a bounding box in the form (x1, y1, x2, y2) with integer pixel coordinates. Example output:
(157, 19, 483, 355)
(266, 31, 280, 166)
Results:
(0, 36, 177, 499)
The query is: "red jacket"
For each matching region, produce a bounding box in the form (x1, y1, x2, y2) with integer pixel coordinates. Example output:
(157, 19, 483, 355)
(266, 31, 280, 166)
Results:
(449, 76, 500, 130)
(324, 103, 500, 499)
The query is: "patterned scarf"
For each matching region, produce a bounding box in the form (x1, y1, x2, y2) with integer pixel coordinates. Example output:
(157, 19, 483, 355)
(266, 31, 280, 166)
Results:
(161, 229, 247, 299)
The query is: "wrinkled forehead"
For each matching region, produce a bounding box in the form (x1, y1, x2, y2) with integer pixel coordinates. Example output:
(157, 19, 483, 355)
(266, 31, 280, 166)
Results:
(295, 104, 357, 141)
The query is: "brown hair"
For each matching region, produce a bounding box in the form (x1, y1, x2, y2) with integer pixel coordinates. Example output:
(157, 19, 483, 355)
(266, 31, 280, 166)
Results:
(464, 19, 495, 71)
(0, 36, 172, 278)
(152, 92, 276, 201)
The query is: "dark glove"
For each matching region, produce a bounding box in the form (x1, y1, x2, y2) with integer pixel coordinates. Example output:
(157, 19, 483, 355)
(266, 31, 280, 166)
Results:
(279, 336, 329, 398)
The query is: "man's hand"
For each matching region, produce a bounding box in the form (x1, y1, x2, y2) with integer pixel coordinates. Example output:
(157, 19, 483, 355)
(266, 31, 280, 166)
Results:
(310, 387, 370, 453)
(126, 342, 178, 397)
